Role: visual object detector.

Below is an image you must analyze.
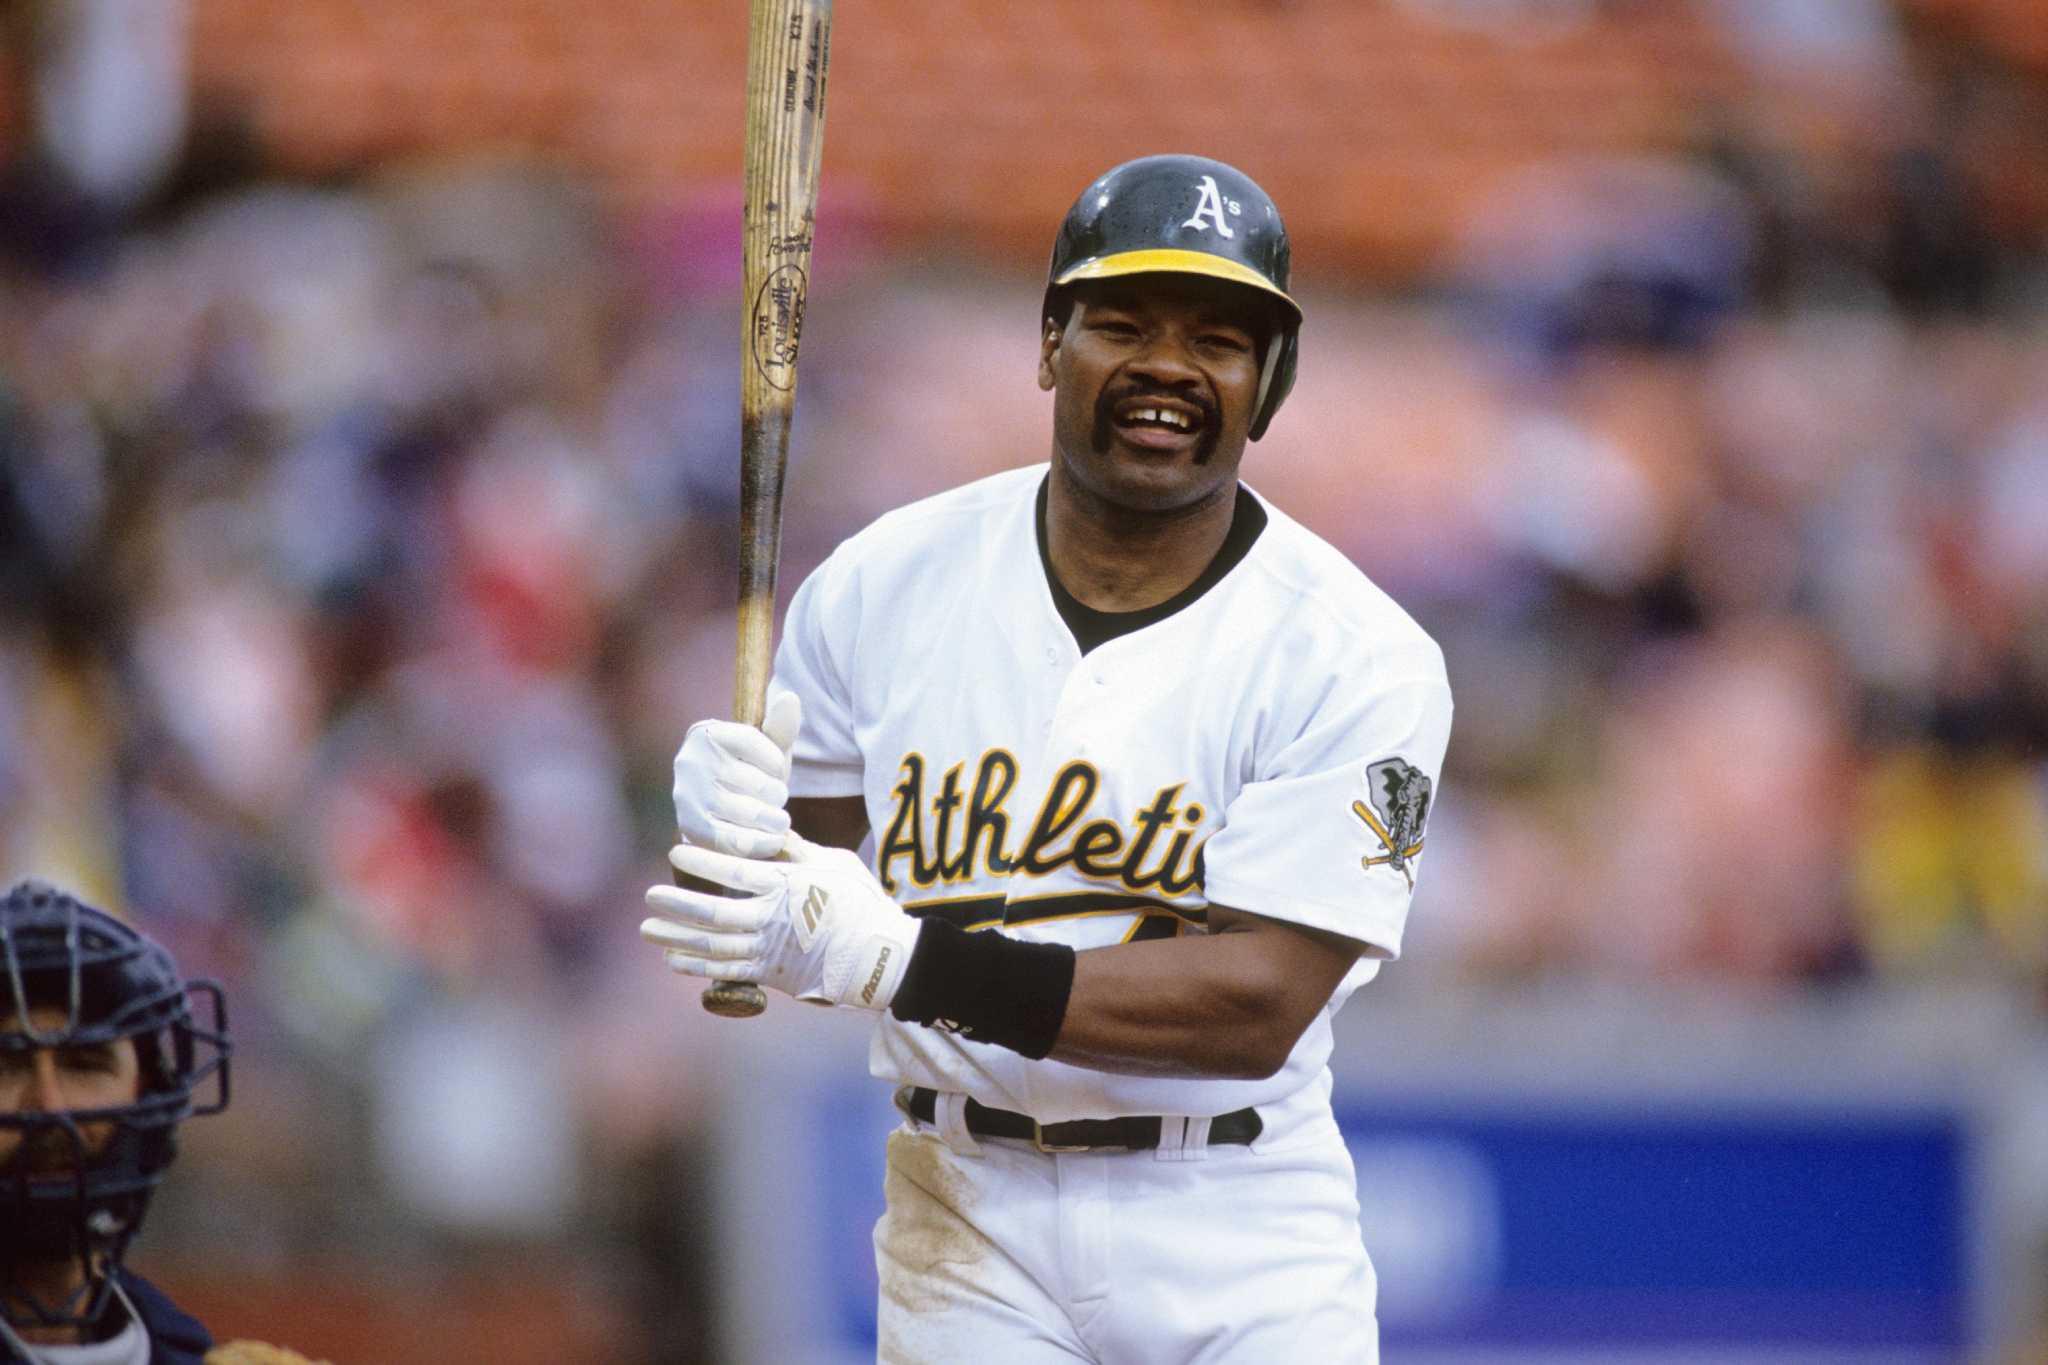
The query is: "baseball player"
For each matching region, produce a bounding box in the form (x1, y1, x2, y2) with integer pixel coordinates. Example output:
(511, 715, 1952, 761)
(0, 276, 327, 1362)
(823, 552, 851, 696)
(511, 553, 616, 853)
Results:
(1, 879, 230, 1365)
(645, 155, 1453, 1363)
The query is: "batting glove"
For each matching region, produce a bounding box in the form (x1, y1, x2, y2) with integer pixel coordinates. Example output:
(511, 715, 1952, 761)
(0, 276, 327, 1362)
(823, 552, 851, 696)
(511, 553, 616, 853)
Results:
(670, 690, 802, 859)
(642, 836, 919, 1012)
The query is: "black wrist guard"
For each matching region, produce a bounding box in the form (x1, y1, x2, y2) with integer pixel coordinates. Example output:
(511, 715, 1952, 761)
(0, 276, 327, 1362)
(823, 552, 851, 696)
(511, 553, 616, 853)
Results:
(889, 918, 1076, 1060)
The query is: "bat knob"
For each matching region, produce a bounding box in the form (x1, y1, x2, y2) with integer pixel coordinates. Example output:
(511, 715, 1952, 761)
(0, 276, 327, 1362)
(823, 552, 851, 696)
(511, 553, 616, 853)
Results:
(702, 981, 768, 1018)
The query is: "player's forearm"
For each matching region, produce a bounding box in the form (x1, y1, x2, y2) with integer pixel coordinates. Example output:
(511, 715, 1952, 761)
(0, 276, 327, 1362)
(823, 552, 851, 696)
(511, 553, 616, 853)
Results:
(1048, 931, 1322, 1079)
(888, 910, 1357, 1081)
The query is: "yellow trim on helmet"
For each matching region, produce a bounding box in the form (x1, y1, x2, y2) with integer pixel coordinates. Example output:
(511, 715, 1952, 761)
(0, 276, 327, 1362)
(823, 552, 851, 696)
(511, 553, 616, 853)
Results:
(1054, 249, 1301, 321)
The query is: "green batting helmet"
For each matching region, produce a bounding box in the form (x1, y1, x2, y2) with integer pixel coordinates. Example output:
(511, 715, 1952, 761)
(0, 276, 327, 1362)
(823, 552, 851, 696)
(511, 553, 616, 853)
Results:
(1045, 155, 1302, 441)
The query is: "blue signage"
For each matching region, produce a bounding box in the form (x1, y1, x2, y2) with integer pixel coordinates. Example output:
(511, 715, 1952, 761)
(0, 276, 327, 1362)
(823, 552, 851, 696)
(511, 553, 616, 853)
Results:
(803, 1087, 1971, 1358)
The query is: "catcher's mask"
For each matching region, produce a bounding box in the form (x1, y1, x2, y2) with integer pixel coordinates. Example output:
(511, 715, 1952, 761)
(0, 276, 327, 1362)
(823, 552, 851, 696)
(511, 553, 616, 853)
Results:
(0, 880, 230, 1334)
(1045, 154, 1302, 441)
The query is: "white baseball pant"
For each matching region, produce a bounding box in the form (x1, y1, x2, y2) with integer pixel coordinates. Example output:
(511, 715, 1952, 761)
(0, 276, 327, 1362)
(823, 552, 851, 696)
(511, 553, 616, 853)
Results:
(874, 1110, 1378, 1364)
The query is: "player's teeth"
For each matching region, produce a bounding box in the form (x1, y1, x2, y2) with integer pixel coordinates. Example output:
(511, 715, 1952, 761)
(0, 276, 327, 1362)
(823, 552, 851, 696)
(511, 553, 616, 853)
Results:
(1136, 409, 1159, 423)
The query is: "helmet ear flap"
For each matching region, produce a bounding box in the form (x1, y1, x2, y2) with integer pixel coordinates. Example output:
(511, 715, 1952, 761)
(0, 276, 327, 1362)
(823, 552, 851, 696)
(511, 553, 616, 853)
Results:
(1248, 326, 1298, 442)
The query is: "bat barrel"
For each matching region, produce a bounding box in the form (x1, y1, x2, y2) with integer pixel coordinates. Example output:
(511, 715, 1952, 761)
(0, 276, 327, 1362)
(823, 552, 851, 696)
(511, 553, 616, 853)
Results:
(701, 0, 834, 1021)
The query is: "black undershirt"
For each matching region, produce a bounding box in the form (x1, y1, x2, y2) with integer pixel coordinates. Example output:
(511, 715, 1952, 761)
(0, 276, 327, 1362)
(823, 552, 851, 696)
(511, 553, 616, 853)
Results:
(1035, 476, 1268, 655)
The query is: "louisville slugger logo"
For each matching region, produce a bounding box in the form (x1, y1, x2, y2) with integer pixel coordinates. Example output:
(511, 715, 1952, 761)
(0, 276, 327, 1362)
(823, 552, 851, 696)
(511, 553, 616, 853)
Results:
(1351, 758, 1431, 889)
(751, 264, 807, 390)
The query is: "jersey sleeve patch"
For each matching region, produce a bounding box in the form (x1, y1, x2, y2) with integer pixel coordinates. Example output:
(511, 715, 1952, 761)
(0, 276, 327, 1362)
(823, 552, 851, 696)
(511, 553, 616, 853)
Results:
(1199, 669, 1451, 959)
(1351, 757, 1432, 890)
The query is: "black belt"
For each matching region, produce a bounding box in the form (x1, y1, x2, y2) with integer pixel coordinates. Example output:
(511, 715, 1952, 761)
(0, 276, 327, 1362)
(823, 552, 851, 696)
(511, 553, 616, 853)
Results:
(898, 1086, 1262, 1153)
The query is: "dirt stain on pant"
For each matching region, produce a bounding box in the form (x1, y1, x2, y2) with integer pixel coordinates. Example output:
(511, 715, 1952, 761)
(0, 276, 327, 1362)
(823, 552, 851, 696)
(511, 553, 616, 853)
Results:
(877, 1128, 987, 1320)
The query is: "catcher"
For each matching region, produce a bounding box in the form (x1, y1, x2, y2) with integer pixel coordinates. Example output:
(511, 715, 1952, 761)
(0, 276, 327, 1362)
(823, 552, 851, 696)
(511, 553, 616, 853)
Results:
(1, 878, 328, 1365)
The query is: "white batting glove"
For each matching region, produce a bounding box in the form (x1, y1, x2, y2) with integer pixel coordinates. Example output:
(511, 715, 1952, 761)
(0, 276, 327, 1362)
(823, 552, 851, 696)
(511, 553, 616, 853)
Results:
(642, 836, 919, 1012)
(670, 690, 803, 859)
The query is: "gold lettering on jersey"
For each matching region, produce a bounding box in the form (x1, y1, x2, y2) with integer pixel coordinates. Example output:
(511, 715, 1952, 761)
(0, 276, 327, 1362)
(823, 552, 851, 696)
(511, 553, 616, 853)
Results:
(931, 759, 967, 880)
(877, 752, 1206, 897)
(876, 749, 1022, 893)
(1123, 785, 1205, 896)
(958, 749, 1018, 878)
(876, 753, 939, 892)
(1014, 762, 1100, 875)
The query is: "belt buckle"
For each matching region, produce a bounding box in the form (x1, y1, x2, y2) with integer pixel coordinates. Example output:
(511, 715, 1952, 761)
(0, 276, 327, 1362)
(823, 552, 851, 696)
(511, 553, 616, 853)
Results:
(1031, 1120, 1094, 1154)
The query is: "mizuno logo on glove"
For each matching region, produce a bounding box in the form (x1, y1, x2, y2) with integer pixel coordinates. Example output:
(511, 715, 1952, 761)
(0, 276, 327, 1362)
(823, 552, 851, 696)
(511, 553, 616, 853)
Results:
(797, 884, 830, 947)
(860, 944, 895, 1006)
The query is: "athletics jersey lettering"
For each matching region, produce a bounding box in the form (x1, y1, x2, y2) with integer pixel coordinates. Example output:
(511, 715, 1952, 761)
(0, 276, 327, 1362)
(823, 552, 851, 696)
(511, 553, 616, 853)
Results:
(1013, 761, 1100, 877)
(876, 749, 1208, 899)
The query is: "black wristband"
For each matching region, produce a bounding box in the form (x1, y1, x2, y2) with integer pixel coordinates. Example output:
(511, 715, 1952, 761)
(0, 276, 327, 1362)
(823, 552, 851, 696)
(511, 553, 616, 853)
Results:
(889, 918, 1076, 1060)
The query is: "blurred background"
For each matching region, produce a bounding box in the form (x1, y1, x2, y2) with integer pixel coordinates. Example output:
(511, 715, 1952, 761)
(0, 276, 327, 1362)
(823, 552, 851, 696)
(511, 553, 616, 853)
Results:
(1, 0, 2044, 1360)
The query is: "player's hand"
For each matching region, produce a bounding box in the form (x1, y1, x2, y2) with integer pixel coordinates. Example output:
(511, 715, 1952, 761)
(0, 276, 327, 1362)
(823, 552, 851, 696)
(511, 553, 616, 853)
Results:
(642, 836, 918, 1012)
(670, 690, 802, 859)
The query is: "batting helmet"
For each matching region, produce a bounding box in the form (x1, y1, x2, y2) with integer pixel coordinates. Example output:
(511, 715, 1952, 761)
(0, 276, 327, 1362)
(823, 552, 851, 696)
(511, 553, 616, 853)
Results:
(1, 880, 230, 1332)
(1045, 155, 1302, 441)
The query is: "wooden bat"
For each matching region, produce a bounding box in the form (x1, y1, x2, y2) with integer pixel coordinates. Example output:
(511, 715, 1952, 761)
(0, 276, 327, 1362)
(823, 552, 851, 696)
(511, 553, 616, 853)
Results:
(700, 0, 833, 1018)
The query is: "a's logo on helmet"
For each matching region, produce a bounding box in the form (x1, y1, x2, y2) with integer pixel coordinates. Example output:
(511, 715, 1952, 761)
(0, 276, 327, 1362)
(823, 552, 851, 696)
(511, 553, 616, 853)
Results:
(1183, 175, 1240, 239)
(1351, 758, 1432, 889)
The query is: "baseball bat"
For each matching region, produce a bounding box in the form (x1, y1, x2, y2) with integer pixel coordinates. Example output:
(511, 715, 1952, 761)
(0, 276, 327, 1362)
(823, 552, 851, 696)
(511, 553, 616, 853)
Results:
(699, 0, 833, 1018)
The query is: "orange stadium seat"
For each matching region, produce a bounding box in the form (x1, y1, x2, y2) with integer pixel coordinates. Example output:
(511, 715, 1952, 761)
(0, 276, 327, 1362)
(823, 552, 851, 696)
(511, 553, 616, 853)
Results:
(126, 0, 2046, 282)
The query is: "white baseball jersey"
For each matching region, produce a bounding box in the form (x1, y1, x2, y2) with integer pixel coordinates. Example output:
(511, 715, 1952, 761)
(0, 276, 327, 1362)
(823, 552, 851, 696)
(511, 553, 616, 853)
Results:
(774, 462, 1451, 1129)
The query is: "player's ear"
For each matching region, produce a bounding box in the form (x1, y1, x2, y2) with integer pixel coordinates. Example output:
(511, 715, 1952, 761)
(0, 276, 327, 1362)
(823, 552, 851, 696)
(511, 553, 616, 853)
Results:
(1038, 319, 1061, 392)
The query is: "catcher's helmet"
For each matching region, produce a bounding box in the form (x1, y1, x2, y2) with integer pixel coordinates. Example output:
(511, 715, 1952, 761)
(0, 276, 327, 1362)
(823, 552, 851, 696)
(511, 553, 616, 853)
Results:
(1, 880, 230, 1333)
(1045, 155, 1301, 441)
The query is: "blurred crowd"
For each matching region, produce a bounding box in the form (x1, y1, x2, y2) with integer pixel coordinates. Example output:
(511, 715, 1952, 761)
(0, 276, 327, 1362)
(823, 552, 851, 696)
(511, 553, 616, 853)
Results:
(1402, 137, 2048, 992)
(0, 1, 2045, 1357)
